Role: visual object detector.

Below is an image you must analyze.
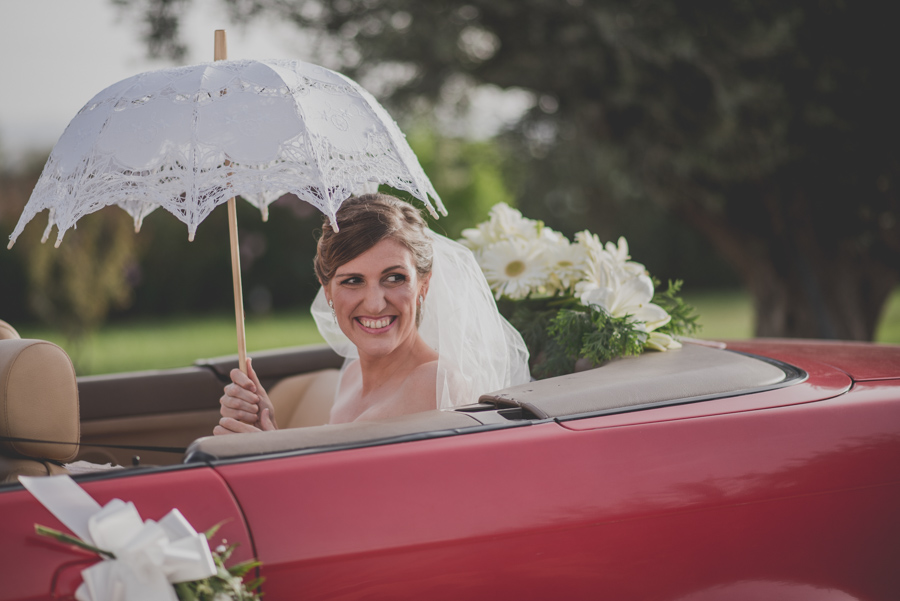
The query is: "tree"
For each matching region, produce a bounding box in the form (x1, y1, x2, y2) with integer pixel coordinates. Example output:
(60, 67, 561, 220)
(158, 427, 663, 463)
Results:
(19, 210, 137, 371)
(118, 0, 900, 339)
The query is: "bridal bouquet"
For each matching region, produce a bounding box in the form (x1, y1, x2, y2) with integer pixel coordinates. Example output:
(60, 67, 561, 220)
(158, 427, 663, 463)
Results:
(460, 203, 699, 378)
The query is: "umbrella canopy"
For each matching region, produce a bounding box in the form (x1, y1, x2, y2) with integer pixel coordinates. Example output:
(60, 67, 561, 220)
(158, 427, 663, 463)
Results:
(8, 58, 445, 248)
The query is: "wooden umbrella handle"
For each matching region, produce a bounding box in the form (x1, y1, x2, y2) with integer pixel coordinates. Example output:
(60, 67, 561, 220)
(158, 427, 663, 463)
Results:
(215, 29, 228, 61)
(215, 30, 248, 374)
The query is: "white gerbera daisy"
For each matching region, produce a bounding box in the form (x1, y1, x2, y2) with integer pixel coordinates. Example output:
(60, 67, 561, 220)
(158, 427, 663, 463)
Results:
(541, 231, 588, 294)
(459, 226, 489, 253)
(478, 238, 547, 300)
(461, 203, 544, 254)
(489, 203, 543, 242)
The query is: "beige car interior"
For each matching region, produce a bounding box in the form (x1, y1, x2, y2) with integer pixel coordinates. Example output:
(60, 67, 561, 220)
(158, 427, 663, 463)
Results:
(0, 318, 345, 482)
(0, 327, 80, 483)
(1, 317, 802, 482)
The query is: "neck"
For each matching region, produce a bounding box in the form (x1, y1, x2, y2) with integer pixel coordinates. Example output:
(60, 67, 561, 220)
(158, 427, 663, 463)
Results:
(357, 333, 434, 396)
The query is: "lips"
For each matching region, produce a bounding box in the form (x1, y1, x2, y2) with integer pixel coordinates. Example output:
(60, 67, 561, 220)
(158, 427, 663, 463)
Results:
(356, 316, 396, 330)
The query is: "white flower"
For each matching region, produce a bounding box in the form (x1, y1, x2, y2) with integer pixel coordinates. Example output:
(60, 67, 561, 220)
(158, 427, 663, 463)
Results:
(579, 273, 664, 324)
(646, 331, 682, 351)
(478, 238, 547, 300)
(574, 232, 675, 349)
(460, 203, 543, 254)
(604, 236, 647, 277)
(490, 203, 543, 241)
(575, 232, 647, 291)
(538, 228, 587, 294)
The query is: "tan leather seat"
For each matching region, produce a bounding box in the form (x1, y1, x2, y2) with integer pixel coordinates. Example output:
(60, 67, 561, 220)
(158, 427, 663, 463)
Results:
(0, 319, 21, 341)
(0, 338, 80, 483)
(269, 368, 340, 428)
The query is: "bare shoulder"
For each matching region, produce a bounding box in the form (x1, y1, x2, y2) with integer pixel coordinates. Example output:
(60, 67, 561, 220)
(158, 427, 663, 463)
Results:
(406, 359, 439, 385)
(398, 359, 439, 410)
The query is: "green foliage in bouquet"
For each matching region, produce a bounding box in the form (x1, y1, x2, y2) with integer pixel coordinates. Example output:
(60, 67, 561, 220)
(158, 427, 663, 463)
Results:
(175, 522, 263, 601)
(463, 204, 700, 379)
(652, 280, 702, 341)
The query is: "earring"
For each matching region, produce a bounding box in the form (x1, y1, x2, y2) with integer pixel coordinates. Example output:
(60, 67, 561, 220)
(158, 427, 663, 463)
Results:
(329, 299, 336, 324)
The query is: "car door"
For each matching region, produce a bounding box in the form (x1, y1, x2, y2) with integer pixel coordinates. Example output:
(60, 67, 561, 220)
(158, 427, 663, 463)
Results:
(0, 466, 254, 601)
(213, 348, 900, 600)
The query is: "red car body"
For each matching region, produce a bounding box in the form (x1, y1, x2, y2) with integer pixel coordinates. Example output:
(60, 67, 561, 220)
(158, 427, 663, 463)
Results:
(1, 338, 899, 600)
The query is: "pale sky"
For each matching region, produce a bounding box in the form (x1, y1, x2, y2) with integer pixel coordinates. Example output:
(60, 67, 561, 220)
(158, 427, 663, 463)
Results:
(0, 1, 532, 167)
(0, 0, 306, 164)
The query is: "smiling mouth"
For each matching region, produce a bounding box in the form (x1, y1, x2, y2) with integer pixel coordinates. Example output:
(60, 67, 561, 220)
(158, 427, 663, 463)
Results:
(356, 316, 396, 330)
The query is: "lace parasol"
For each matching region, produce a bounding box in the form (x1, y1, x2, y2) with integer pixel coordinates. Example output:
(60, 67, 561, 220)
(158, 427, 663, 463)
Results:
(7, 31, 444, 372)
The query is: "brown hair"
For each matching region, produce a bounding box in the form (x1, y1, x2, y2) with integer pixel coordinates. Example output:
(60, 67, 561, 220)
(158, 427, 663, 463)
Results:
(314, 194, 433, 286)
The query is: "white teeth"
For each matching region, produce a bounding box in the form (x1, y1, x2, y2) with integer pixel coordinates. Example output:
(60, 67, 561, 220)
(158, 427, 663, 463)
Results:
(360, 317, 391, 329)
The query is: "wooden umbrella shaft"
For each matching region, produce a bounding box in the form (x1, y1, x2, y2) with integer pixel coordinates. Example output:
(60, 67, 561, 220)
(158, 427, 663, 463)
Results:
(215, 29, 248, 374)
(228, 199, 247, 374)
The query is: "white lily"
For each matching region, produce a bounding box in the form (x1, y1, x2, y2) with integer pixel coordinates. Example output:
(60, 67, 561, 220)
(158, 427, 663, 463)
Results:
(576, 241, 676, 350)
(579, 273, 663, 323)
(646, 331, 683, 351)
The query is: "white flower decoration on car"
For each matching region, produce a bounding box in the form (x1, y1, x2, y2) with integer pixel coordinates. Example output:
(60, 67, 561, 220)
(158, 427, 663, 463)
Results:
(478, 237, 548, 300)
(539, 228, 587, 294)
(573, 231, 678, 349)
(460, 202, 543, 253)
(462, 203, 691, 358)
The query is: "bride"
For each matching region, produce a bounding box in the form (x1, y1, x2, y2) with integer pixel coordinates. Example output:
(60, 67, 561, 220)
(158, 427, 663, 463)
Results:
(214, 193, 529, 433)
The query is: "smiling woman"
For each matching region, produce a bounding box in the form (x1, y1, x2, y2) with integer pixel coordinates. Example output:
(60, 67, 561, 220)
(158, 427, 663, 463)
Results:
(216, 194, 530, 433)
(314, 196, 439, 423)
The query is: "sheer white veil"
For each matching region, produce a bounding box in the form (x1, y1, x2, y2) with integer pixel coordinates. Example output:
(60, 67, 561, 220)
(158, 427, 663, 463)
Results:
(311, 230, 531, 409)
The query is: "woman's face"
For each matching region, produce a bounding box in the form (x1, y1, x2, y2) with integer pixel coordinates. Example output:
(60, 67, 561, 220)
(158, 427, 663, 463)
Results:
(325, 237, 430, 360)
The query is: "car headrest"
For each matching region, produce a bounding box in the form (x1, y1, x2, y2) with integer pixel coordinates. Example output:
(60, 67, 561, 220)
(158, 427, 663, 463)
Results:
(0, 339, 80, 462)
(0, 320, 21, 341)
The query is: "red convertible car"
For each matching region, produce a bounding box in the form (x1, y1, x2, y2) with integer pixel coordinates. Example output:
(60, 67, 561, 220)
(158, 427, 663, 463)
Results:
(1, 319, 899, 600)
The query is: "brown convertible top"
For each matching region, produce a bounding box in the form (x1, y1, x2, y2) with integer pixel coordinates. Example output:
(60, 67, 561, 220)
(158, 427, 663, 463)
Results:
(479, 342, 790, 419)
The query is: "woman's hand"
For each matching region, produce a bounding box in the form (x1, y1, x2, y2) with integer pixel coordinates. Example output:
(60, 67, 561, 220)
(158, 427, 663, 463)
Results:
(214, 357, 278, 435)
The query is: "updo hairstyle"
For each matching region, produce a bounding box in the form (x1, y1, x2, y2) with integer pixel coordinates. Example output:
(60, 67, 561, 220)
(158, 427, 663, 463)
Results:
(314, 194, 434, 287)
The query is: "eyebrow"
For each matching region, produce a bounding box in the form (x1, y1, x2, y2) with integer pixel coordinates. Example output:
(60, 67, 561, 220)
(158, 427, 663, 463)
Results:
(335, 265, 409, 279)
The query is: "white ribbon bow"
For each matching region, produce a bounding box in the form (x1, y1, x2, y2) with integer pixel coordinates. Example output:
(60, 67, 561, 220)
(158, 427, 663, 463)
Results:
(20, 475, 217, 601)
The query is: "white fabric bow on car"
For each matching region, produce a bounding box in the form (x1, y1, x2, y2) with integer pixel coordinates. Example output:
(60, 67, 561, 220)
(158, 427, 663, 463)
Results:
(19, 475, 216, 601)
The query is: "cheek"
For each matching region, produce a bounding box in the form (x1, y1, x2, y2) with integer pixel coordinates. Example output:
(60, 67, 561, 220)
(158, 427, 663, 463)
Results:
(330, 289, 358, 312)
(386, 287, 418, 314)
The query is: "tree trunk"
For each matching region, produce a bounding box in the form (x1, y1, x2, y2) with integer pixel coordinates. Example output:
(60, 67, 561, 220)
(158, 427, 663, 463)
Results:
(675, 196, 897, 341)
(747, 249, 896, 340)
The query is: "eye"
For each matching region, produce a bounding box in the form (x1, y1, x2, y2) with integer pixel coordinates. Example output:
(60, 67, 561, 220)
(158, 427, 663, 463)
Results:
(385, 273, 407, 284)
(340, 276, 364, 286)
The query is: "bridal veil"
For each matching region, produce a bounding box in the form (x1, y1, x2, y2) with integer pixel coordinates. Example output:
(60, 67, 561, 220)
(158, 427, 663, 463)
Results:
(311, 230, 531, 409)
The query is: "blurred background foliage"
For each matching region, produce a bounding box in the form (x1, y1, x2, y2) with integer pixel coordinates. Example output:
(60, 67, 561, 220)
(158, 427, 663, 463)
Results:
(2, 0, 900, 373)
(0, 126, 732, 331)
(0, 126, 540, 368)
(113, 0, 900, 341)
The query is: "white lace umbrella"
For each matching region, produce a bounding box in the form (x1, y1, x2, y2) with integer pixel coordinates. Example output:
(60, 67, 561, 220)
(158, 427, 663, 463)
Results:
(7, 32, 444, 371)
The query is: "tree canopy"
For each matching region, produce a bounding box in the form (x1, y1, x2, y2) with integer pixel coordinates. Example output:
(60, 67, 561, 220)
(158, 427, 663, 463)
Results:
(120, 0, 900, 339)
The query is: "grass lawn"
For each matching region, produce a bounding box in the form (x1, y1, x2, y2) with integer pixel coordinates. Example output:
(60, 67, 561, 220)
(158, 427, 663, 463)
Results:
(14, 288, 900, 376)
(17, 312, 326, 376)
(684, 288, 900, 344)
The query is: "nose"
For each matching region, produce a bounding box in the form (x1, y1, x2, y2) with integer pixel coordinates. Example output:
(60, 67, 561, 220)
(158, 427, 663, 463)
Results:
(361, 283, 387, 314)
